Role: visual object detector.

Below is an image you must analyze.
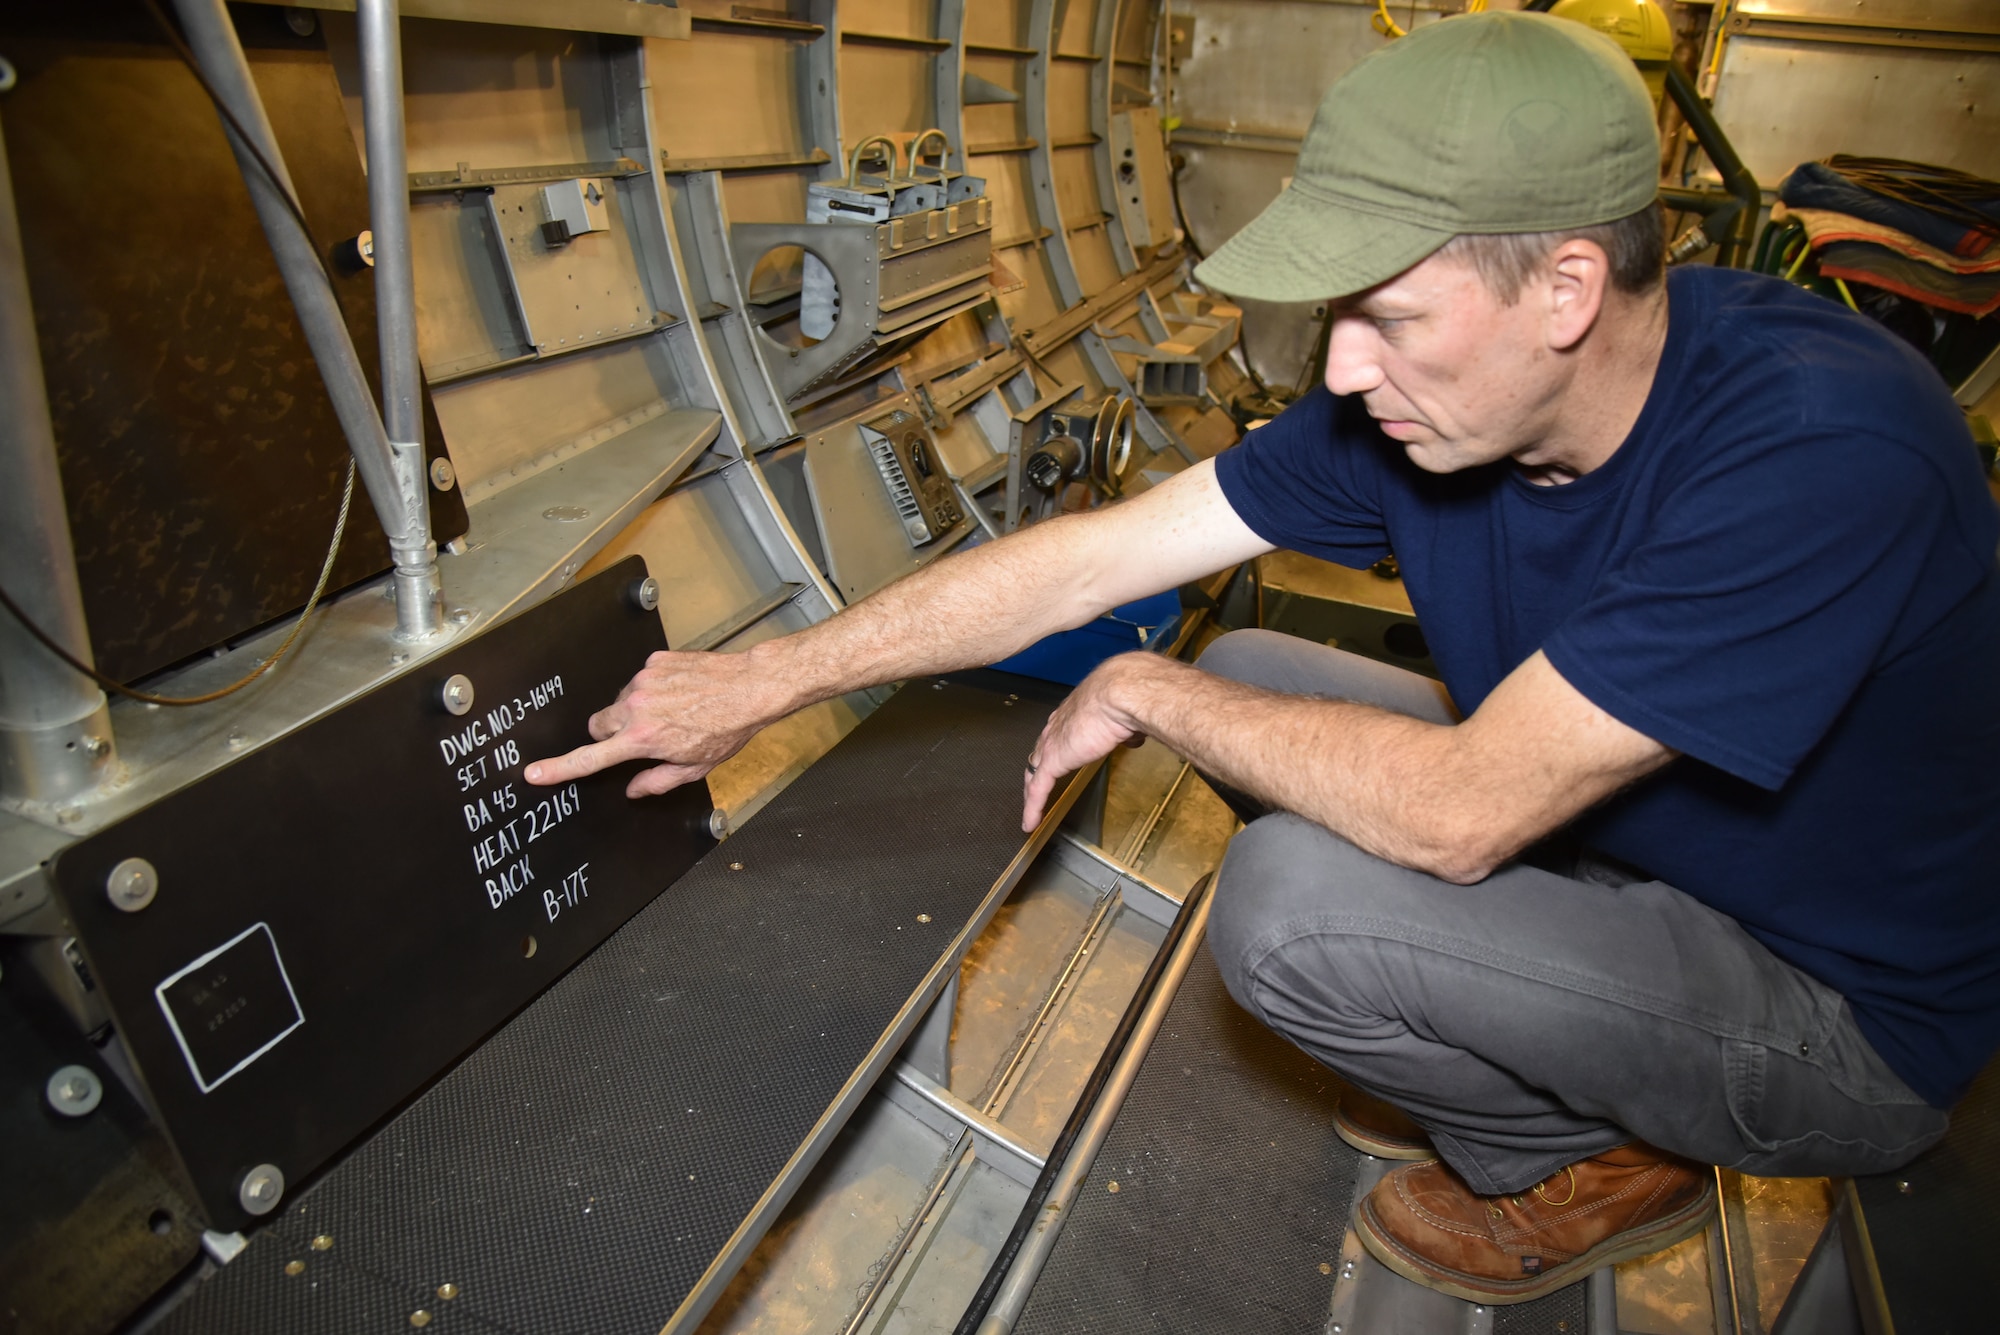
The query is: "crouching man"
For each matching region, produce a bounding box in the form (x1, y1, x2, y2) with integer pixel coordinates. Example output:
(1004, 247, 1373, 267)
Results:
(531, 13, 2000, 1305)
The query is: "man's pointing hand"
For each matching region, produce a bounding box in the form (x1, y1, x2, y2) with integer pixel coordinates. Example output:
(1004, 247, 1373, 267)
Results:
(523, 648, 782, 799)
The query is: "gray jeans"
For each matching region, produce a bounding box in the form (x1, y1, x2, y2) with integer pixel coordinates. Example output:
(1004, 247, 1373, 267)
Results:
(1198, 630, 1947, 1195)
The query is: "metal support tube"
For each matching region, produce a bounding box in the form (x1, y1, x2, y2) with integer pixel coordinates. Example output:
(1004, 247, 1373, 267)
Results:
(355, 0, 440, 636)
(170, 0, 441, 639)
(0, 110, 116, 808)
(1665, 62, 1761, 270)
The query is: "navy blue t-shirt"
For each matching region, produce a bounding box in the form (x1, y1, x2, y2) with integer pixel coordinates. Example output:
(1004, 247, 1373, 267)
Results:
(1215, 266, 2000, 1107)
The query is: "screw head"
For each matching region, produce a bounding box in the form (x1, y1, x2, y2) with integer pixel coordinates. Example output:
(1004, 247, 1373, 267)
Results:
(239, 1164, 285, 1216)
(46, 1064, 102, 1117)
(440, 675, 475, 717)
(428, 456, 456, 491)
(311, 1234, 333, 1251)
(284, 1259, 306, 1277)
(410, 1311, 432, 1328)
(633, 576, 662, 612)
(82, 735, 112, 760)
(708, 809, 729, 839)
(436, 1282, 460, 1301)
(106, 858, 158, 913)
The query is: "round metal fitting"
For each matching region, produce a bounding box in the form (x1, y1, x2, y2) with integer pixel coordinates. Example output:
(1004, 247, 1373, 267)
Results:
(239, 1164, 285, 1216)
(46, 1064, 103, 1117)
(439, 675, 476, 717)
(1088, 395, 1136, 497)
(283, 6, 317, 35)
(428, 456, 456, 492)
(106, 857, 159, 913)
(632, 576, 661, 613)
(708, 809, 729, 839)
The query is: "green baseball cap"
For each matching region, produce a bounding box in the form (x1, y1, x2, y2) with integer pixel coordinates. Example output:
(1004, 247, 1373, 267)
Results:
(1192, 12, 1659, 303)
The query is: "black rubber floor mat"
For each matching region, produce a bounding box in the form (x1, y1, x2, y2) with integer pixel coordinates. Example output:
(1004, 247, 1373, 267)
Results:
(1014, 940, 1594, 1334)
(157, 675, 1056, 1335)
(1853, 1052, 2000, 1334)
(1013, 941, 1356, 1334)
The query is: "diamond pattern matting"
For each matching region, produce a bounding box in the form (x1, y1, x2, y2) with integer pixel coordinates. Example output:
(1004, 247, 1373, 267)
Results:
(1013, 942, 1357, 1334)
(1013, 939, 1595, 1334)
(157, 676, 1055, 1335)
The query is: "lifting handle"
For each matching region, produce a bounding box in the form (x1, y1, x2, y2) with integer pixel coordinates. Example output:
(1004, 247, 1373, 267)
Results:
(847, 135, 902, 190)
(910, 127, 952, 176)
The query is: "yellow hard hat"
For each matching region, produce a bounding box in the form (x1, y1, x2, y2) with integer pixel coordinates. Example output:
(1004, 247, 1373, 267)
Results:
(1548, 0, 1672, 106)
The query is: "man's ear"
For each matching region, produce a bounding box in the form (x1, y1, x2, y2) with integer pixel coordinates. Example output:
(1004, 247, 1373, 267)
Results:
(1542, 238, 1610, 353)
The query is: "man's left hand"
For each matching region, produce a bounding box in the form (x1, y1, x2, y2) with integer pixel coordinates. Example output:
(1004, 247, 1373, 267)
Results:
(1022, 654, 1161, 830)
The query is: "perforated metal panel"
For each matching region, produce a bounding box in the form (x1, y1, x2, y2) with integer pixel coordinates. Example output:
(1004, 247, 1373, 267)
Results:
(1855, 1053, 2000, 1334)
(157, 674, 1058, 1335)
(1014, 943, 1358, 1334)
(1015, 942, 1596, 1335)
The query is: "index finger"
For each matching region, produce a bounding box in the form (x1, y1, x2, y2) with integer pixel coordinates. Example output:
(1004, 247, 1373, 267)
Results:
(524, 733, 643, 786)
(1022, 760, 1063, 832)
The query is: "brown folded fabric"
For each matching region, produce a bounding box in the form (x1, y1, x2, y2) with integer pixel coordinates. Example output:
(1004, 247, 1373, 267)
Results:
(1776, 202, 2000, 277)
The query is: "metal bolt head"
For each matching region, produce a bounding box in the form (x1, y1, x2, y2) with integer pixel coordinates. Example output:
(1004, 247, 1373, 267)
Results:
(106, 858, 158, 913)
(311, 1234, 333, 1251)
(1897, 1179, 1914, 1194)
(916, 914, 931, 924)
(284, 1259, 306, 1277)
(46, 1064, 102, 1117)
(708, 809, 729, 839)
(633, 576, 662, 613)
(410, 1311, 432, 1328)
(82, 734, 112, 760)
(428, 456, 456, 491)
(239, 1164, 285, 1216)
(436, 1282, 460, 1301)
(440, 675, 475, 717)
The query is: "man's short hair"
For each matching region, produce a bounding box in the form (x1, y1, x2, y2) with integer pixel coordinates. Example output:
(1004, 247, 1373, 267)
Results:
(1439, 202, 1665, 305)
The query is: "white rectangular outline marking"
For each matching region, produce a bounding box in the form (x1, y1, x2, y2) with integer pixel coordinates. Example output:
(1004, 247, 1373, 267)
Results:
(154, 921, 305, 1095)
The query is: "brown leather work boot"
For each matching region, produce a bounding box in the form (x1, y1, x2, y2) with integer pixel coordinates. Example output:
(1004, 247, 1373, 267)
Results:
(1355, 1143, 1716, 1304)
(1333, 1088, 1436, 1161)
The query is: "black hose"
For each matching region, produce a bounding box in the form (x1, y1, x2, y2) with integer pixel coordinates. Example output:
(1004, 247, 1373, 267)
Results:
(951, 868, 1215, 1335)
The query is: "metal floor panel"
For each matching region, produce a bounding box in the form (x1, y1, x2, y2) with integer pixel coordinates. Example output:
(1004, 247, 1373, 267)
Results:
(156, 675, 1063, 1335)
(1852, 1052, 2000, 1334)
(1013, 942, 1595, 1335)
(1012, 942, 1357, 1335)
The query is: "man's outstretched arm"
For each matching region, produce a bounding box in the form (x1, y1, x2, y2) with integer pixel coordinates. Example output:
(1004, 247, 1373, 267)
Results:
(525, 458, 1273, 796)
(1022, 648, 1675, 882)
